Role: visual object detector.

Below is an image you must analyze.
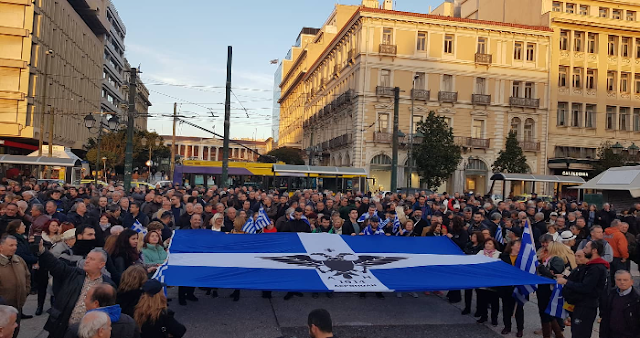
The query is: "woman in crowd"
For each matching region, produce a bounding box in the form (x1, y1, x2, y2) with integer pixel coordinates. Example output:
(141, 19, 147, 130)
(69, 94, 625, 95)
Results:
(5, 220, 37, 266)
(105, 204, 122, 226)
(135, 279, 186, 338)
(210, 213, 224, 231)
(462, 231, 484, 315)
(536, 242, 566, 338)
(96, 214, 112, 245)
(545, 223, 560, 242)
(117, 265, 148, 317)
(141, 231, 167, 268)
(111, 228, 142, 276)
(35, 218, 63, 315)
(263, 218, 277, 233)
(499, 239, 524, 337)
(586, 204, 597, 228)
(398, 219, 418, 237)
(475, 237, 501, 326)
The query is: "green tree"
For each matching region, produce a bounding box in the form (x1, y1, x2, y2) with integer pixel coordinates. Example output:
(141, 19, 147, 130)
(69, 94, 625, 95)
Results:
(592, 142, 627, 175)
(266, 147, 304, 165)
(413, 111, 462, 189)
(492, 131, 529, 173)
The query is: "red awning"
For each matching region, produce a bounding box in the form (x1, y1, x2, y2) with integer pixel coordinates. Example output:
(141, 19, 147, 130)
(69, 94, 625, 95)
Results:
(0, 140, 39, 151)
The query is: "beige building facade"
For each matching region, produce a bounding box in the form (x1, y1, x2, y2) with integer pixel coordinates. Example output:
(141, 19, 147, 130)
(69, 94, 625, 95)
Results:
(278, 1, 552, 194)
(164, 136, 270, 163)
(457, 0, 640, 197)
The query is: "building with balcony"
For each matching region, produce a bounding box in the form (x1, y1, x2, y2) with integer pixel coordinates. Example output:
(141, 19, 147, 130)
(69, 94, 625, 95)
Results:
(0, 0, 109, 152)
(278, 0, 551, 193)
(455, 0, 640, 195)
(163, 136, 270, 162)
(101, 1, 126, 116)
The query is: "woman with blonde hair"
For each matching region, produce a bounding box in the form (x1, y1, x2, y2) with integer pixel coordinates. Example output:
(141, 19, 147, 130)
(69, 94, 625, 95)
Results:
(210, 212, 224, 231)
(536, 241, 566, 338)
(135, 279, 186, 338)
(116, 265, 148, 317)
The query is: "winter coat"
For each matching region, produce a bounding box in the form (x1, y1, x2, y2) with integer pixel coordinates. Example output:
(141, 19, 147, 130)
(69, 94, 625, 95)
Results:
(123, 212, 150, 229)
(13, 233, 37, 265)
(604, 227, 630, 259)
(563, 257, 610, 308)
(141, 244, 167, 265)
(0, 253, 30, 309)
(116, 289, 143, 318)
(67, 211, 95, 228)
(139, 309, 186, 338)
(599, 287, 640, 338)
(283, 219, 312, 233)
(64, 304, 140, 338)
(39, 251, 115, 338)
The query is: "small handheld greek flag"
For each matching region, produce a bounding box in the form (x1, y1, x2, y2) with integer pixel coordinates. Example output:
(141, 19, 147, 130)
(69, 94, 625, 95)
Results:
(132, 219, 148, 236)
(545, 284, 568, 319)
(512, 220, 538, 305)
(495, 224, 504, 245)
(392, 215, 401, 235)
(357, 213, 370, 223)
(243, 207, 270, 234)
(379, 218, 390, 228)
(242, 217, 255, 233)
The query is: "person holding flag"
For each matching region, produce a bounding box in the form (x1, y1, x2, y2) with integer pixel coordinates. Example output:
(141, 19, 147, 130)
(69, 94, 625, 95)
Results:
(498, 239, 525, 337)
(535, 242, 567, 338)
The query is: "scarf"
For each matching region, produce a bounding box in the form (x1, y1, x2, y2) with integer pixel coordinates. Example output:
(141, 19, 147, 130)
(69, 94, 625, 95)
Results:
(362, 225, 385, 235)
(482, 249, 496, 257)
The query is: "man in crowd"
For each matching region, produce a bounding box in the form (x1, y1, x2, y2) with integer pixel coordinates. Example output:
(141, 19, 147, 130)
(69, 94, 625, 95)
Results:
(77, 311, 111, 338)
(599, 270, 640, 338)
(0, 235, 31, 337)
(0, 305, 19, 338)
(577, 225, 614, 262)
(307, 309, 334, 338)
(123, 202, 149, 229)
(604, 220, 630, 279)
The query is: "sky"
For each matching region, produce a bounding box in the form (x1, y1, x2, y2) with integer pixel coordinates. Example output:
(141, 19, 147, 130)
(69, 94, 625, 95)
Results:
(113, 0, 442, 140)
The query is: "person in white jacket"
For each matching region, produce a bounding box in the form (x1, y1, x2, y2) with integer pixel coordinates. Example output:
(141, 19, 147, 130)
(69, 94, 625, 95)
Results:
(475, 238, 501, 325)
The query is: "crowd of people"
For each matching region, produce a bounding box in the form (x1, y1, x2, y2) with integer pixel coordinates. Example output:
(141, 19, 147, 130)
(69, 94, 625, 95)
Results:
(0, 175, 639, 338)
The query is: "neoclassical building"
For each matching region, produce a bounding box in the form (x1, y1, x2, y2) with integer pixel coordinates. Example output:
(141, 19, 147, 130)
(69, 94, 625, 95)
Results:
(164, 136, 271, 162)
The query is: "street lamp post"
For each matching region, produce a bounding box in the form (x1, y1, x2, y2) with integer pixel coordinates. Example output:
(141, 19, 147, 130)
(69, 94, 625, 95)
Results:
(612, 142, 624, 155)
(141, 137, 161, 182)
(102, 157, 107, 182)
(84, 113, 118, 187)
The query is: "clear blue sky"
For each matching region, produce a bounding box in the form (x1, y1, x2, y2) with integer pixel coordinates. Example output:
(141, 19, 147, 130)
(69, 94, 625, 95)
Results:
(113, 0, 442, 139)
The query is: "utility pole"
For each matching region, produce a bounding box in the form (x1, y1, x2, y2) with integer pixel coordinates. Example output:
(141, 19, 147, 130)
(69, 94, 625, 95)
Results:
(391, 87, 400, 193)
(123, 67, 137, 192)
(221, 46, 232, 188)
(170, 102, 177, 182)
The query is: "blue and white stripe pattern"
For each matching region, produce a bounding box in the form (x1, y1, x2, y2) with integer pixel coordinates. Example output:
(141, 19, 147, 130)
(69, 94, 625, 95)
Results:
(241, 216, 255, 233)
(392, 215, 401, 235)
(155, 231, 553, 292)
(379, 218, 390, 228)
(545, 284, 568, 319)
(289, 213, 311, 227)
(132, 219, 148, 236)
(362, 225, 385, 235)
(242, 207, 270, 234)
(512, 220, 538, 304)
(495, 223, 504, 245)
(357, 213, 371, 223)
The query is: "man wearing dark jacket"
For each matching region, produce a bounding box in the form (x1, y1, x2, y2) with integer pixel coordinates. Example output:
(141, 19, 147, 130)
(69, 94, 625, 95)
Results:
(598, 203, 617, 229)
(37, 245, 115, 338)
(283, 208, 312, 233)
(599, 270, 640, 338)
(64, 283, 139, 338)
(557, 240, 609, 338)
(122, 202, 149, 229)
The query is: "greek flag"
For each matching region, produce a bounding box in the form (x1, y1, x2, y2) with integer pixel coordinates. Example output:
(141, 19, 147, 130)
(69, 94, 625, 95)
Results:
(495, 224, 504, 245)
(392, 215, 401, 235)
(545, 284, 568, 319)
(241, 217, 255, 233)
(243, 207, 270, 234)
(132, 219, 148, 236)
(512, 220, 538, 305)
(357, 213, 371, 223)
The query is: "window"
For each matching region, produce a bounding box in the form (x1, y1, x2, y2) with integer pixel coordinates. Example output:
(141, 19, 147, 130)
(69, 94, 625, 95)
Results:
(608, 36, 618, 56)
(636, 74, 640, 94)
(443, 117, 452, 128)
(579, 5, 589, 15)
(472, 119, 485, 139)
(414, 72, 426, 89)
(606, 106, 616, 130)
(599, 7, 609, 18)
(621, 73, 630, 93)
(477, 37, 487, 54)
(380, 69, 391, 87)
(588, 33, 598, 53)
(511, 117, 521, 137)
(565, 3, 575, 14)
(558, 102, 568, 126)
(512, 81, 521, 97)
(525, 82, 534, 98)
(612, 9, 622, 19)
(378, 113, 389, 132)
(552, 1, 562, 12)
(475, 77, 486, 94)
(524, 119, 534, 141)
(622, 37, 630, 57)
(526, 43, 536, 61)
(572, 67, 582, 88)
(382, 28, 393, 45)
(586, 69, 596, 89)
(417, 31, 427, 51)
(443, 74, 453, 91)
(560, 31, 569, 51)
(444, 35, 454, 54)
(607, 71, 616, 91)
(634, 108, 640, 131)
(585, 104, 596, 128)
(514, 41, 523, 59)
(628, 11, 636, 21)
(559, 66, 568, 87)
(620, 107, 630, 131)
(571, 103, 582, 127)
(574, 31, 584, 52)
(637, 38, 640, 58)
(412, 115, 422, 133)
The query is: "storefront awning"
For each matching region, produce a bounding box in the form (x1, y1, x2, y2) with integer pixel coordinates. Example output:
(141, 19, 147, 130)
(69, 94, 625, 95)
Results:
(0, 154, 81, 167)
(490, 173, 586, 184)
(571, 165, 640, 198)
(272, 164, 367, 176)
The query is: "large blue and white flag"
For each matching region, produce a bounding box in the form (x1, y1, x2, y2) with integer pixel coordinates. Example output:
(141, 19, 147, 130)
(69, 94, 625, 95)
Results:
(156, 231, 553, 292)
(545, 284, 568, 319)
(132, 219, 148, 236)
(513, 220, 538, 304)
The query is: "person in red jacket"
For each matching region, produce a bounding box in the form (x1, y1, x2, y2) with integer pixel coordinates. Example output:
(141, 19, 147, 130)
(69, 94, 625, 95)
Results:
(604, 220, 629, 280)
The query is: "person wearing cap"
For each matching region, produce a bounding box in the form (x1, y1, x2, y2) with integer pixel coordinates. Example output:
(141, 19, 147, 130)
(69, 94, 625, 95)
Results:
(559, 231, 578, 270)
(359, 216, 385, 236)
(64, 283, 138, 338)
(135, 279, 186, 338)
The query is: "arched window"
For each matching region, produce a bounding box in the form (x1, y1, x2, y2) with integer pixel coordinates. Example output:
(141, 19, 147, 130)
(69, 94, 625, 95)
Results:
(510, 117, 521, 139)
(465, 159, 488, 172)
(371, 154, 392, 165)
(524, 118, 535, 142)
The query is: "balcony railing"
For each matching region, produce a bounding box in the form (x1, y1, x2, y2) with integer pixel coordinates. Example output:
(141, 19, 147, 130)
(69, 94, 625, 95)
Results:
(333, 64, 340, 77)
(328, 134, 353, 148)
(510, 97, 540, 108)
(376, 86, 394, 97)
(472, 94, 491, 105)
(374, 131, 393, 143)
(455, 136, 490, 149)
(475, 53, 493, 65)
(438, 91, 458, 103)
(519, 140, 541, 152)
(347, 50, 356, 62)
(411, 89, 430, 101)
(379, 44, 397, 55)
